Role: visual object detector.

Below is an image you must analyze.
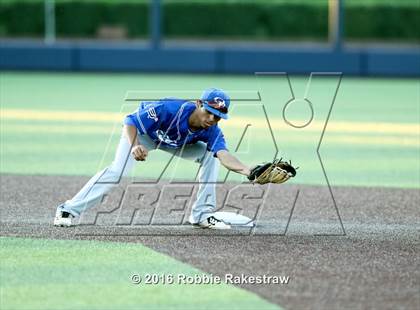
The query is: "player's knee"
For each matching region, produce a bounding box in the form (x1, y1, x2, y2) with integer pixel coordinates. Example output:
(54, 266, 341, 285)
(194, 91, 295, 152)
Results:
(107, 163, 126, 179)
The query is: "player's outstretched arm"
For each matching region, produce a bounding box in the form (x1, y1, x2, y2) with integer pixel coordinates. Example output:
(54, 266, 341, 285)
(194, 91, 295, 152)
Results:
(216, 150, 250, 176)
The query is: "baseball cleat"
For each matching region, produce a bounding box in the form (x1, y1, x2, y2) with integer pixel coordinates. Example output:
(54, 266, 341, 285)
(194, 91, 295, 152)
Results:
(54, 209, 73, 227)
(196, 216, 231, 230)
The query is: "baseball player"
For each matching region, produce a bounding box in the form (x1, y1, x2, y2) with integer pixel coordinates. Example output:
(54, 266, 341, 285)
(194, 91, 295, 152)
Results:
(54, 88, 296, 229)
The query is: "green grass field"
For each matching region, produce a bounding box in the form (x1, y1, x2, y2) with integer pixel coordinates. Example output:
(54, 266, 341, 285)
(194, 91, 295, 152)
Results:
(0, 237, 280, 310)
(0, 72, 419, 309)
(1, 72, 419, 188)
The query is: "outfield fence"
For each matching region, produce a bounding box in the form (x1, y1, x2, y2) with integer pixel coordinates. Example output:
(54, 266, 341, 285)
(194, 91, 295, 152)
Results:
(0, 0, 419, 76)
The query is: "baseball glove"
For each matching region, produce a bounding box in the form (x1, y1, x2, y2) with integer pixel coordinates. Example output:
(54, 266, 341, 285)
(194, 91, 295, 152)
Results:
(248, 158, 297, 185)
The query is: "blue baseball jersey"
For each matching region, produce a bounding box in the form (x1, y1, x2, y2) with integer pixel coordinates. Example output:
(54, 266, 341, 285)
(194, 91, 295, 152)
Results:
(124, 98, 228, 156)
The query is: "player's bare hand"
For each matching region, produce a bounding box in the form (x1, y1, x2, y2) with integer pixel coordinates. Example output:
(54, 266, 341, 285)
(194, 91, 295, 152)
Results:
(131, 145, 148, 161)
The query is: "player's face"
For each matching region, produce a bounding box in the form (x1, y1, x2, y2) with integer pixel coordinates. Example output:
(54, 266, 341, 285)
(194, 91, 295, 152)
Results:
(200, 108, 221, 128)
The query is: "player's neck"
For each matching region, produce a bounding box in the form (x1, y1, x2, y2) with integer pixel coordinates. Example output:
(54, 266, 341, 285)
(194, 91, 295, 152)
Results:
(188, 108, 202, 132)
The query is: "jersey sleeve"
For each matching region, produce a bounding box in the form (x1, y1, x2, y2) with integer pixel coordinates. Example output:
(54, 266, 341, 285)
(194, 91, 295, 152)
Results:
(124, 114, 137, 127)
(124, 103, 164, 135)
(203, 126, 228, 157)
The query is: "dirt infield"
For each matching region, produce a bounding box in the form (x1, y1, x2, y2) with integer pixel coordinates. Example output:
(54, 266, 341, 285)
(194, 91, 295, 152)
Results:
(1, 175, 419, 309)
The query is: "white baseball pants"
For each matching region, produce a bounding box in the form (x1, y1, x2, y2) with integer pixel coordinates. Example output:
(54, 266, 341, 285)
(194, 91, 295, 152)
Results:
(58, 131, 219, 224)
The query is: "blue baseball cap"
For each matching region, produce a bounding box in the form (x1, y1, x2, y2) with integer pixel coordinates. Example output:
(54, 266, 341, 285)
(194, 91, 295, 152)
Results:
(200, 88, 230, 119)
